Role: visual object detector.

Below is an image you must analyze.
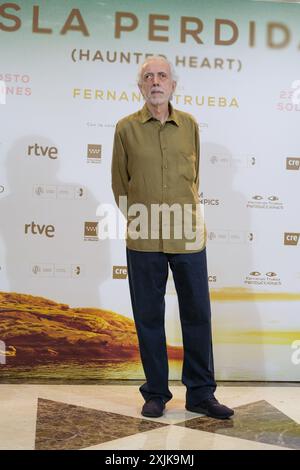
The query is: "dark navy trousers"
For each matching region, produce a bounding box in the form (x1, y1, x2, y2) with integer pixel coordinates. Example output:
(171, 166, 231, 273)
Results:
(126, 247, 217, 406)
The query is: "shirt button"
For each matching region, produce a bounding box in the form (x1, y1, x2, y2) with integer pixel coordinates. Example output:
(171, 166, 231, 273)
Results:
(164, 184, 167, 188)
(164, 164, 168, 169)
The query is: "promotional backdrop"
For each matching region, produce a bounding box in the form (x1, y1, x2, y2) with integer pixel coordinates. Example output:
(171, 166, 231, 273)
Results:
(0, 0, 300, 380)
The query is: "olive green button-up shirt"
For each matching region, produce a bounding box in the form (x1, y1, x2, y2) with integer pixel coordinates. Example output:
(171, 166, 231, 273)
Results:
(111, 102, 206, 253)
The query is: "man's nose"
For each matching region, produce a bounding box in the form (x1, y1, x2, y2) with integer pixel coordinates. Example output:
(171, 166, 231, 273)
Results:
(152, 74, 161, 85)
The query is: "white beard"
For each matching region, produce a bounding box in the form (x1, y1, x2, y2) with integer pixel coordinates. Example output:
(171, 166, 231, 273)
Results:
(147, 91, 169, 105)
(148, 95, 167, 105)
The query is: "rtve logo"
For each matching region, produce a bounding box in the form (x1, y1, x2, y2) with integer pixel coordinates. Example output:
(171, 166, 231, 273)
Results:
(25, 221, 55, 237)
(284, 232, 300, 246)
(286, 157, 300, 170)
(27, 143, 58, 159)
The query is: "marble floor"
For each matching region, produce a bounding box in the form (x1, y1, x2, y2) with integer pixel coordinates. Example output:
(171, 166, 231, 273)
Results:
(0, 383, 299, 450)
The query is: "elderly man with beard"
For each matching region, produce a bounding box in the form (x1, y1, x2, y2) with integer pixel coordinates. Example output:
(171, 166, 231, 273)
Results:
(111, 56, 234, 420)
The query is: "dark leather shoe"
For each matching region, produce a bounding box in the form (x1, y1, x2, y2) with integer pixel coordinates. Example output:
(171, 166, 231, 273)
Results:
(142, 398, 165, 418)
(186, 397, 234, 419)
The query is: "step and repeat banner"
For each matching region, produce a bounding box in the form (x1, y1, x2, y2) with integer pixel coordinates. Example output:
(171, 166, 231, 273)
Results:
(0, 0, 300, 380)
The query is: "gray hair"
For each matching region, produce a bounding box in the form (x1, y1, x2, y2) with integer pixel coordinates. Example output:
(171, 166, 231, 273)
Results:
(137, 55, 178, 86)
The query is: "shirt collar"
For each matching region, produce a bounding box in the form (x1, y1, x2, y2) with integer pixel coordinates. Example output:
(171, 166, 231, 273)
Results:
(140, 102, 179, 126)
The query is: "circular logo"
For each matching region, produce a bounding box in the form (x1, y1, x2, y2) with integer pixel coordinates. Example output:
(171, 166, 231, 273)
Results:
(32, 265, 41, 274)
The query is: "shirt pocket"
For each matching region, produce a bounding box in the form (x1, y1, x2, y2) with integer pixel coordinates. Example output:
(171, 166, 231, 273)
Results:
(178, 152, 196, 182)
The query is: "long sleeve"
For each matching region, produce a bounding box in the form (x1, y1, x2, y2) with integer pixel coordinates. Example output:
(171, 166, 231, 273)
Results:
(111, 124, 129, 212)
(194, 120, 200, 194)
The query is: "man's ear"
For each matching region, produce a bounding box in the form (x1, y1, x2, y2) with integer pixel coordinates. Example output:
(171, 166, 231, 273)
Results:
(172, 81, 177, 93)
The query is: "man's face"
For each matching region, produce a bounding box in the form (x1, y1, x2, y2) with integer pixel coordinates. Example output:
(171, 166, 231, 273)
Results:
(138, 59, 176, 106)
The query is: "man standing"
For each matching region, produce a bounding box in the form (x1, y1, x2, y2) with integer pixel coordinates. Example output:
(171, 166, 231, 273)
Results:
(111, 56, 233, 420)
